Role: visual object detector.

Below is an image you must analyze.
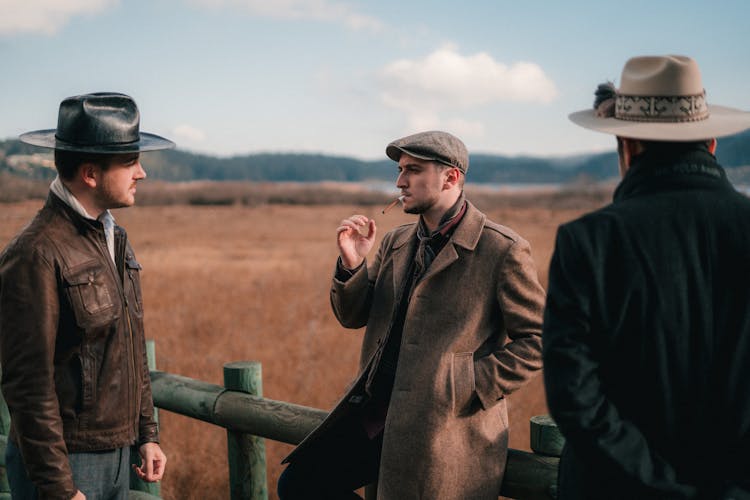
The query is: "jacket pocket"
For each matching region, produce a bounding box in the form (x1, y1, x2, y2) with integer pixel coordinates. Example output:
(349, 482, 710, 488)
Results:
(451, 352, 477, 416)
(63, 260, 118, 330)
(55, 354, 85, 419)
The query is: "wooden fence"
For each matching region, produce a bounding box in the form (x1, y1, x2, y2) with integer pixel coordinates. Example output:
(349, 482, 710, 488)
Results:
(0, 342, 563, 499)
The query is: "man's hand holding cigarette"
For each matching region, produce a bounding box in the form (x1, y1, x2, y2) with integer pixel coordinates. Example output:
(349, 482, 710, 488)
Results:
(336, 215, 376, 270)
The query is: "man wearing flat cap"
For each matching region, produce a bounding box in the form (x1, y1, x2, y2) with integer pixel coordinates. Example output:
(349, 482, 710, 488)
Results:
(0, 93, 174, 499)
(543, 55, 750, 499)
(279, 131, 545, 499)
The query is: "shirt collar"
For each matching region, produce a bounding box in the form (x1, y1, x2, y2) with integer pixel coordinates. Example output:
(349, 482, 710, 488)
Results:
(50, 175, 115, 222)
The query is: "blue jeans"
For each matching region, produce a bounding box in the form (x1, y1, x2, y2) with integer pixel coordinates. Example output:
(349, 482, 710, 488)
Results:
(6, 439, 131, 500)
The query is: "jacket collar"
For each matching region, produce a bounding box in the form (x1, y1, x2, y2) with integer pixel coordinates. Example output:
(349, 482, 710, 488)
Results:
(46, 191, 106, 236)
(613, 148, 731, 202)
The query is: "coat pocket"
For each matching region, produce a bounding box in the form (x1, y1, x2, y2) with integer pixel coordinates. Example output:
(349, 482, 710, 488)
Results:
(451, 351, 477, 416)
(63, 260, 118, 330)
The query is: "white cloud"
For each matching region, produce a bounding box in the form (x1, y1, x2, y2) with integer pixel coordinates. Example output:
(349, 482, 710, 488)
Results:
(401, 111, 486, 140)
(0, 0, 117, 36)
(378, 45, 558, 136)
(187, 0, 382, 32)
(173, 124, 207, 143)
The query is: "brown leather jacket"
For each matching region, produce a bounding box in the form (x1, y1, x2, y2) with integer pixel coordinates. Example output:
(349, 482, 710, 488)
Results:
(0, 193, 158, 499)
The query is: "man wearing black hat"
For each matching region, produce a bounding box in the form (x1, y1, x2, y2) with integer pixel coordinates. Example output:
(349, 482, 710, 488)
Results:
(278, 131, 545, 499)
(0, 93, 174, 500)
(543, 55, 750, 498)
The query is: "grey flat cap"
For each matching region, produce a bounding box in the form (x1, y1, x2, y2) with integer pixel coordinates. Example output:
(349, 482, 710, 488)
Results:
(386, 130, 468, 173)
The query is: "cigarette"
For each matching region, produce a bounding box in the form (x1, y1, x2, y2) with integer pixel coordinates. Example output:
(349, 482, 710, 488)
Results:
(382, 195, 405, 214)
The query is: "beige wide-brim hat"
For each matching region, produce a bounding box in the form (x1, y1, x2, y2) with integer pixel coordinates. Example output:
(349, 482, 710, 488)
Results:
(569, 55, 750, 141)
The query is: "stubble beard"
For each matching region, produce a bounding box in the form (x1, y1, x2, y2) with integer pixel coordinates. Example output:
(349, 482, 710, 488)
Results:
(404, 200, 431, 215)
(96, 183, 136, 210)
(403, 192, 441, 215)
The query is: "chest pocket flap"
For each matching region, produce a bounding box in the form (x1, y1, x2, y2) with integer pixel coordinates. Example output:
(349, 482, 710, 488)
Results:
(63, 260, 118, 329)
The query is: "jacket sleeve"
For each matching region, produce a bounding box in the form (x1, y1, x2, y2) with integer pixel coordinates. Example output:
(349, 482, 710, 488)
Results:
(329, 234, 387, 329)
(542, 225, 693, 495)
(0, 247, 77, 500)
(474, 237, 545, 408)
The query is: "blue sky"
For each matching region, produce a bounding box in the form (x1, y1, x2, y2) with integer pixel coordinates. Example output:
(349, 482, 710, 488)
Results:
(1, 0, 748, 160)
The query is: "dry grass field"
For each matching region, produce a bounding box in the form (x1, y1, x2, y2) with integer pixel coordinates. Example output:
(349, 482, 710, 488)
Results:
(0, 183, 611, 499)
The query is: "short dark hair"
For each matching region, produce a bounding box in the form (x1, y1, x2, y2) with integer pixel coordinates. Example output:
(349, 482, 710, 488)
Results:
(54, 150, 113, 181)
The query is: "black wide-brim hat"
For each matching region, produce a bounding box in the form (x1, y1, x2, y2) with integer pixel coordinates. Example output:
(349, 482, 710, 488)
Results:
(20, 92, 175, 153)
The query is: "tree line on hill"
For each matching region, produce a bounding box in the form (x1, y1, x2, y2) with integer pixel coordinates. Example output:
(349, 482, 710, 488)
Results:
(1, 130, 749, 184)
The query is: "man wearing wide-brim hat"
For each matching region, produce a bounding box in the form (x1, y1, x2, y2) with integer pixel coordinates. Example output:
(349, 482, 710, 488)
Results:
(543, 55, 750, 499)
(0, 92, 174, 500)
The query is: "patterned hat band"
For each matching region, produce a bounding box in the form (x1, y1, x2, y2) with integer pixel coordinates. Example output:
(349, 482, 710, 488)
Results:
(615, 91, 709, 123)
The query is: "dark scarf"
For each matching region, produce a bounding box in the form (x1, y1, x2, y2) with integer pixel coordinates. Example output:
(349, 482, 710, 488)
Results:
(413, 193, 467, 281)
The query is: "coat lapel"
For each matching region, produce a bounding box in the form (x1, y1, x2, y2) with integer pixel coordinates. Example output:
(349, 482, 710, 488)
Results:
(418, 243, 458, 285)
(390, 224, 417, 296)
(415, 201, 486, 287)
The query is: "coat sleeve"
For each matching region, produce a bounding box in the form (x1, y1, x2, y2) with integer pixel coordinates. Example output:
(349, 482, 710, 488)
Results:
(329, 234, 387, 329)
(474, 237, 544, 408)
(0, 246, 77, 500)
(542, 225, 694, 495)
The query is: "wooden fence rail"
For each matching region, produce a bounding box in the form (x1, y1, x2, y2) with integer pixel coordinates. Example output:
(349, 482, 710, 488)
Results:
(0, 344, 562, 499)
(149, 367, 561, 500)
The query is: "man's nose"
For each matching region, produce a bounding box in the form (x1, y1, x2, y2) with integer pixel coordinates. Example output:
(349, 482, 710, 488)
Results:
(396, 171, 406, 188)
(135, 161, 147, 180)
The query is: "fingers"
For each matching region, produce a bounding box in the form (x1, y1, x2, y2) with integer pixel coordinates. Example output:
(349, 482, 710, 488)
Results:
(366, 219, 377, 240)
(143, 451, 154, 479)
(152, 448, 166, 481)
(337, 215, 370, 234)
(131, 463, 145, 480)
(134, 443, 167, 482)
(337, 216, 375, 247)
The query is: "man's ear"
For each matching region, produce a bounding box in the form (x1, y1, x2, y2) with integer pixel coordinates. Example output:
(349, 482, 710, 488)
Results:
(708, 138, 717, 155)
(79, 163, 100, 189)
(443, 167, 461, 190)
(618, 138, 643, 177)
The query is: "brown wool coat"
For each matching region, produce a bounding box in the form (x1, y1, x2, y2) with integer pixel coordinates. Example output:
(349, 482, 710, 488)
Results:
(285, 201, 544, 499)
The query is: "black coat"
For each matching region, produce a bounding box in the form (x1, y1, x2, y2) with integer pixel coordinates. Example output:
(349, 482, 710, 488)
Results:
(543, 148, 750, 500)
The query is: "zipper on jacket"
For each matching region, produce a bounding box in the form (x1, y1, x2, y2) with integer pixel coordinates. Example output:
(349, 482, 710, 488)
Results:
(98, 228, 137, 441)
(115, 232, 138, 440)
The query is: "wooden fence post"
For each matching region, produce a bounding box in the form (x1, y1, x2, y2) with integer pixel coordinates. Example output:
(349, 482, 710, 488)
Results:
(130, 340, 162, 497)
(530, 415, 565, 457)
(224, 361, 268, 500)
(529, 414, 564, 499)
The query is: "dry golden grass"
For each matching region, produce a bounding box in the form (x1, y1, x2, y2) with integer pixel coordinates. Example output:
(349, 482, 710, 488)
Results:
(0, 185, 609, 499)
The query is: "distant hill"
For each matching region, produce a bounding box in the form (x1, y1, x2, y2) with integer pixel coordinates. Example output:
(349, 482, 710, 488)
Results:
(1, 130, 748, 184)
